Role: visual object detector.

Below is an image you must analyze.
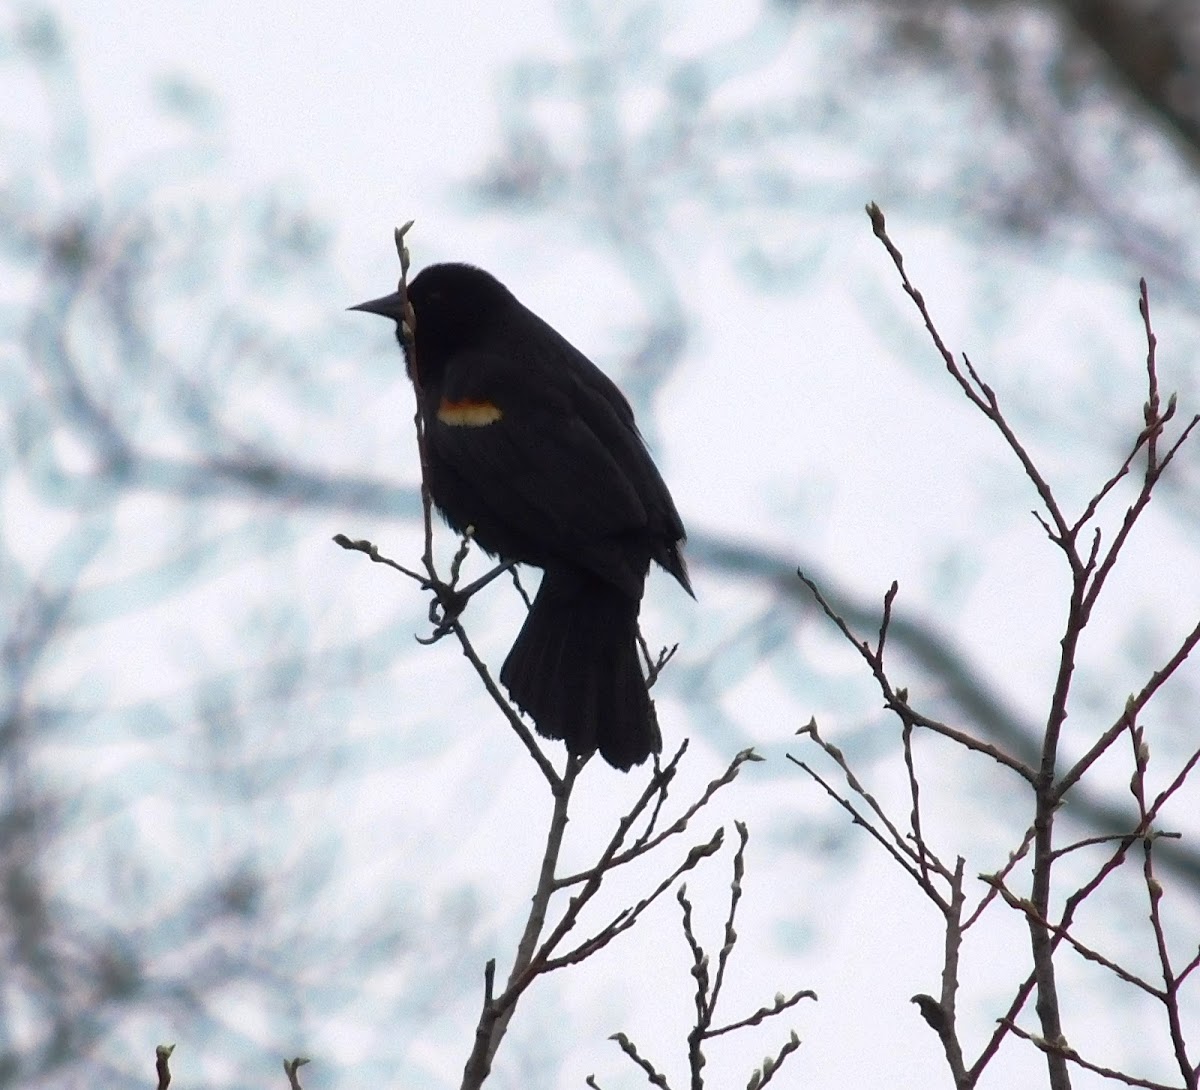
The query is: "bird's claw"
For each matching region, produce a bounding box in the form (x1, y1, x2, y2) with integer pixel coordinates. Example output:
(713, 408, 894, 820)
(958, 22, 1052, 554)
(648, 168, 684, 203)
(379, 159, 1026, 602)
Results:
(416, 581, 469, 644)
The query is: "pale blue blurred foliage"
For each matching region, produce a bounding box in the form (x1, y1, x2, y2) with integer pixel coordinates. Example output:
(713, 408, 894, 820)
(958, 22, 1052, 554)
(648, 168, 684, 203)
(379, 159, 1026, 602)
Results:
(3, 1, 1200, 1087)
(0, 9, 472, 1087)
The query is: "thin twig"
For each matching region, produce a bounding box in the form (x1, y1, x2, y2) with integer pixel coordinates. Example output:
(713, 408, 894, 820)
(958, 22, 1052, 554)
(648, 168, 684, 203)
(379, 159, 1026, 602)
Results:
(796, 718, 953, 882)
(746, 1031, 803, 1090)
(706, 991, 816, 1039)
(555, 747, 759, 887)
(447, 617, 561, 786)
(539, 829, 725, 974)
(707, 821, 749, 1016)
(1128, 724, 1198, 1085)
(797, 570, 1037, 784)
(788, 753, 933, 901)
(282, 1057, 310, 1090)
(934, 858, 969, 1086)
(609, 1033, 673, 1089)
(1058, 618, 1200, 799)
(155, 1044, 174, 1090)
(1049, 829, 1181, 862)
(1000, 1020, 1179, 1090)
(866, 202, 1074, 553)
(965, 824, 1035, 930)
(983, 873, 1165, 999)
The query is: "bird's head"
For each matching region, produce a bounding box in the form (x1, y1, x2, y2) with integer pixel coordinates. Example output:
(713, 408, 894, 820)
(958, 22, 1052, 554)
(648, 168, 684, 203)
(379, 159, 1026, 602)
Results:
(350, 262, 514, 382)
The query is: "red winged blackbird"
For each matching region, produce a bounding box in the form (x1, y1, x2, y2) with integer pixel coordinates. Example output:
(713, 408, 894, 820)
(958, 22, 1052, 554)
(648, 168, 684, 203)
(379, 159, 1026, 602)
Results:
(351, 262, 692, 769)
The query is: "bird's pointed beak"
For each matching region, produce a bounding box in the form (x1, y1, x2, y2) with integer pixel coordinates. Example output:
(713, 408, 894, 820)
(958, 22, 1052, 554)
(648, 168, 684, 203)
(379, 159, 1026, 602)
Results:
(348, 289, 407, 320)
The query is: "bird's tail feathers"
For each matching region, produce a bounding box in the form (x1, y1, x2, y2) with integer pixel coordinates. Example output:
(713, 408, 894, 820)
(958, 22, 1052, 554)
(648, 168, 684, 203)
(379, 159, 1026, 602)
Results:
(500, 570, 659, 771)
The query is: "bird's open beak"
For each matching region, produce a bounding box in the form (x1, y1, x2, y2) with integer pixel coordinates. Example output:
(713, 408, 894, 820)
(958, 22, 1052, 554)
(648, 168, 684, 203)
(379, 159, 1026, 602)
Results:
(348, 289, 407, 320)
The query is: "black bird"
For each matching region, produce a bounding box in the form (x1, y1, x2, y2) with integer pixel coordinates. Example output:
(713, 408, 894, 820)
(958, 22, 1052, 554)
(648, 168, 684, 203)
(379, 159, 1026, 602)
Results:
(351, 262, 692, 769)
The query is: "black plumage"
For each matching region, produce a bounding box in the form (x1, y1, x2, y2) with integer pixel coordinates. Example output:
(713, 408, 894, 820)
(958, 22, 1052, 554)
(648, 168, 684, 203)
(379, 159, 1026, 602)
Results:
(352, 262, 691, 769)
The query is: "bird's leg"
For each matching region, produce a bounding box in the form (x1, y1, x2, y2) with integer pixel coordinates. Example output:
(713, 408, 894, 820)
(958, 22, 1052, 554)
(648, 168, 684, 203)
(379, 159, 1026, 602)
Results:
(456, 558, 518, 599)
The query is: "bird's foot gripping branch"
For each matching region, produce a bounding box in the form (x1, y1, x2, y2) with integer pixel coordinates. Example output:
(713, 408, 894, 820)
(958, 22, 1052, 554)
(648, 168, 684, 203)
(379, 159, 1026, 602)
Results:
(333, 529, 517, 642)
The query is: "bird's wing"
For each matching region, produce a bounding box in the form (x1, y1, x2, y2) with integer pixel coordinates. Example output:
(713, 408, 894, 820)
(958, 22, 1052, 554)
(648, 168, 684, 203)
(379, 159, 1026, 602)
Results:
(427, 349, 649, 548)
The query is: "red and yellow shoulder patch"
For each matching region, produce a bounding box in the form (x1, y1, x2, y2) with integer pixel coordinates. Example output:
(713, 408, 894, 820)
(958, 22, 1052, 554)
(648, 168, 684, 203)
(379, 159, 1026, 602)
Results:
(437, 398, 503, 427)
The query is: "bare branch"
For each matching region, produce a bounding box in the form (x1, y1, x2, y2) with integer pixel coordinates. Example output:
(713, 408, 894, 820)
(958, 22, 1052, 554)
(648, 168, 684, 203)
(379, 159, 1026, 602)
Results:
(1128, 725, 1198, 1084)
(982, 873, 1165, 999)
(609, 1032, 673, 1090)
(708, 820, 750, 1017)
(966, 825, 1036, 930)
(788, 749, 936, 902)
(707, 990, 816, 1040)
(1001, 1020, 1180, 1090)
(555, 747, 761, 887)
(155, 1044, 174, 1090)
(282, 1057, 310, 1090)
(796, 571, 1037, 784)
(1058, 618, 1200, 800)
(867, 202, 1074, 552)
(538, 828, 725, 974)
(745, 1030, 803, 1090)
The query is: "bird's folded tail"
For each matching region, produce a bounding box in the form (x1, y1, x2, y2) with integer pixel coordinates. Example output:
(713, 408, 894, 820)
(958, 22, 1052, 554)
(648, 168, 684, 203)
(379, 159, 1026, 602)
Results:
(500, 569, 659, 771)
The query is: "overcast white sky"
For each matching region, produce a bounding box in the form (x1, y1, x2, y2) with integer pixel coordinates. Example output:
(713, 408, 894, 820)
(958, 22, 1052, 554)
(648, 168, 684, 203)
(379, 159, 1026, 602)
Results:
(10, 2, 1200, 1087)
